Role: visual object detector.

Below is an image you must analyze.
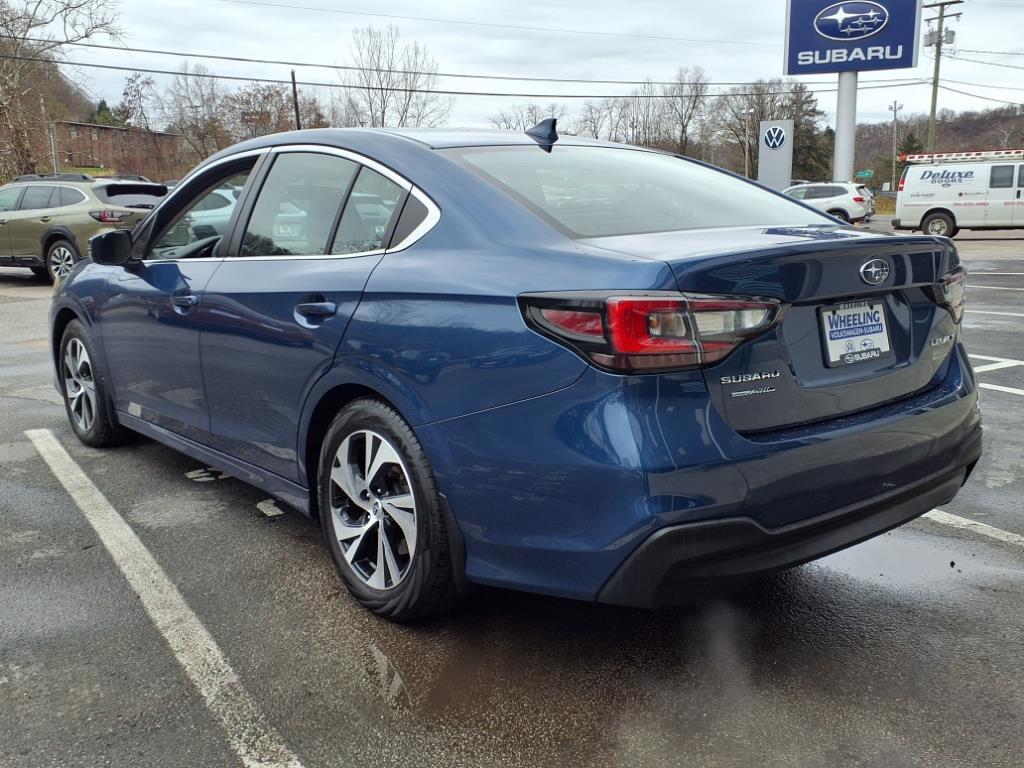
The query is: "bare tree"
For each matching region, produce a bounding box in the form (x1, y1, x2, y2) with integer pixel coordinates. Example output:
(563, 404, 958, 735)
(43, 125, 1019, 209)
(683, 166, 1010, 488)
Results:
(0, 0, 119, 177)
(150, 63, 232, 157)
(572, 99, 610, 139)
(342, 25, 452, 128)
(489, 102, 568, 131)
(662, 66, 708, 156)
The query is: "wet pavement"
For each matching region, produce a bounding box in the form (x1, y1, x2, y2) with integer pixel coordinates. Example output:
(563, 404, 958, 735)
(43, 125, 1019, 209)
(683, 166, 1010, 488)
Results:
(2, 232, 1023, 767)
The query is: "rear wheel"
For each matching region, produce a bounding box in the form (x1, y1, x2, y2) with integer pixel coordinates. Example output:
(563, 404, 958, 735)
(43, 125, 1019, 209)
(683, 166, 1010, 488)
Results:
(922, 211, 956, 238)
(46, 239, 79, 283)
(318, 398, 459, 621)
(827, 209, 850, 223)
(59, 320, 131, 447)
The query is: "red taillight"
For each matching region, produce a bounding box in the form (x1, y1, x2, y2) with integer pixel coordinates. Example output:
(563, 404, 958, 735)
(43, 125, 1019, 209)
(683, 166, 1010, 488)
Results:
(852, 196, 865, 203)
(521, 292, 784, 372)
(89, 209, 133, 224)
(936, 268, 966, 323)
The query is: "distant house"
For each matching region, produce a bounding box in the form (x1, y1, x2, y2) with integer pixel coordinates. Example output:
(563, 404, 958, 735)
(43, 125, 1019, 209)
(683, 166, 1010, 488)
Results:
(53, 121, 195, 180)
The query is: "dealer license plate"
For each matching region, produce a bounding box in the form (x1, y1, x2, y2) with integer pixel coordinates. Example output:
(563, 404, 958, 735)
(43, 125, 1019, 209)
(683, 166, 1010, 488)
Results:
(820, 300, 891, 367)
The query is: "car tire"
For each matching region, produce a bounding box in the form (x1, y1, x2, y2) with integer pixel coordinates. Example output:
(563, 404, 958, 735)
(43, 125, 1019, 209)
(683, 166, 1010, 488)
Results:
(59, 320, 132, 448)
(318, 398, 459, 621)
(30, 266, 50, 282)
(46, 239, 79, 283)
(922, 211, 956, 238)
(827, 209, 850, 223)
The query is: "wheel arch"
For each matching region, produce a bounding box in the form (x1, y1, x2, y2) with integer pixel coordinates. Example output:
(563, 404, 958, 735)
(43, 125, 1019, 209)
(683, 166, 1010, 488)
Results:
(40, 226, 81, 257)
(826, 208, 850, 221)
(51, 304, 86, 370)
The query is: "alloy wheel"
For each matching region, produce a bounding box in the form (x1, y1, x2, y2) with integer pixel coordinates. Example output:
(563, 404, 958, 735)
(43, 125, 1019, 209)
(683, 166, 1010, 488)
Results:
(49, 246, 75, 279)
(63, 338, 96, 432)
(329, 430, 418, 590)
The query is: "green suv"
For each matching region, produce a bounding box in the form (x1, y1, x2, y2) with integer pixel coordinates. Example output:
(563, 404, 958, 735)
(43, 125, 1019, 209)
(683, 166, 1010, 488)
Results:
(0, 173, 167, 282)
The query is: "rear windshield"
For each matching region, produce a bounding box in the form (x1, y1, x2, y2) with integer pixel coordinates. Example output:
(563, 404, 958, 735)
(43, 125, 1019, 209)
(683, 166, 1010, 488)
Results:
(93, 182, 168, 209)
(446, 145, 830, 238)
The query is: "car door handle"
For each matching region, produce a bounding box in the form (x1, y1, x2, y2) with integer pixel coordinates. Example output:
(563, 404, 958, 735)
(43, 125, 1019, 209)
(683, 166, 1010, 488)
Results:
(295, 301, 337, 318)
(39, 216, 52, 223)
(170, 294, 199, 307)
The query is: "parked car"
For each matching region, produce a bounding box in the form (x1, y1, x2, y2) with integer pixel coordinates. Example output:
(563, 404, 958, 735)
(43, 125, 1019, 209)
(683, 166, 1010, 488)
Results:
(0, 176, 167, 281)
(51, 126, 980, 621)
(782, 182, 872, 222)
(895, 149, 1024, 237)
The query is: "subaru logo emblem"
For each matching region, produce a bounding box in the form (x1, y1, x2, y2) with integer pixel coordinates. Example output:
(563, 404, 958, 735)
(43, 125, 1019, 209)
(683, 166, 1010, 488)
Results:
(814, 2, 889, 42)
(763, 126, 786, 150)
(859, 258, 890, 285)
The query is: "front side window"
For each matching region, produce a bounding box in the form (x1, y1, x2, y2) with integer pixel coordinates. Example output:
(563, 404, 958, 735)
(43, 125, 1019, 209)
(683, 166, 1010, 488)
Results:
(1018, 165, 1024, 188)
(447, 145, 830, 238)
(148, 168, 253, 260)
(785, 187, 807, 200)
(0, 187, 23, 212)
(20, 185, 55, 210)
(242, 152, 358, 257)
(991, 165, 1014, 189)
(331, 168, 405, 255)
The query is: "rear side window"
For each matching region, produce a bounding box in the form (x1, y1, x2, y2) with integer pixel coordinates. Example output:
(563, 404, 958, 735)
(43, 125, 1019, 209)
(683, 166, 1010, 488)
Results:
(804, 186, 832, 200)
(242, 152, 358, 257)
(20, 185, 56, 210)
(94, 183, 168, 209)
(331, 168, 405, 255)
(448, 145, 829, 238)
(991, 165, 1015, 189)
(57, 187, 87, 207)
(1018, 165, 1024, 187)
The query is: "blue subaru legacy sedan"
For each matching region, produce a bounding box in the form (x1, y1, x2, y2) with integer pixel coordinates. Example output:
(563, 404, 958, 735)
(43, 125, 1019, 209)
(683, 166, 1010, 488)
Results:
(50, 124, 981, 620)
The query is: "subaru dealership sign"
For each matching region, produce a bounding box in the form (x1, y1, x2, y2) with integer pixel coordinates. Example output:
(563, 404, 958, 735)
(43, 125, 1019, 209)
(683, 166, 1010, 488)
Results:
(784, 0, 921, 75)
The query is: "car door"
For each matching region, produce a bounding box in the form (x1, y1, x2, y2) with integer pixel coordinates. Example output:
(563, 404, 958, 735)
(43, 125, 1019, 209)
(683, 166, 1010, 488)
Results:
(199, 147, 408, 481)
(0, 186, 25, 261)
(1015, 165, 1024, 226)
(98, 154, 263, 441)
(986, 165, 1016, 227)
(8, 185, 56, 257)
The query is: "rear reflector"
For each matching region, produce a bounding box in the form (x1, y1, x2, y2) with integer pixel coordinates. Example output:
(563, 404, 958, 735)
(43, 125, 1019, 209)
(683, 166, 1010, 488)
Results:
(520, 292, 783, 373)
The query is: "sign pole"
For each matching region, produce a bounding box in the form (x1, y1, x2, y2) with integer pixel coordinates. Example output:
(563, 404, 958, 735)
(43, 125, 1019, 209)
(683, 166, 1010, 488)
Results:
(833, 70, 857, 182)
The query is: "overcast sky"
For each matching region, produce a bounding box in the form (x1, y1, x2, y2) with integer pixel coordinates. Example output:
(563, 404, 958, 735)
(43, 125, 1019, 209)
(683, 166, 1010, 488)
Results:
(63, 0, 1024, 129)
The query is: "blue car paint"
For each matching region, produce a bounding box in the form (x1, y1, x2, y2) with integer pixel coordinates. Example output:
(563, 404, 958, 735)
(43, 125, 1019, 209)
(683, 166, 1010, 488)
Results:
(51, 128, 981, 605)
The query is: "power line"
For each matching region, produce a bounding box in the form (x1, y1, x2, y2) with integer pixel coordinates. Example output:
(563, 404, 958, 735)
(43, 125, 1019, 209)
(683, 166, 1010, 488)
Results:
(938, 83, 1024, 106)
(0, 35, 926, 89)
(945, 54, 1024, 70)
(0, 52, 927, 100)
(216, 0, 782, 47)
(957, 48, 1024, 56)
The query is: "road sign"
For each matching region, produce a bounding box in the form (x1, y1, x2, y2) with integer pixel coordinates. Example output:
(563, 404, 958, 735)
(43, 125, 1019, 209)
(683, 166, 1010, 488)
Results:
(856, 169, 874, 178)
(784, 0, 922, 75)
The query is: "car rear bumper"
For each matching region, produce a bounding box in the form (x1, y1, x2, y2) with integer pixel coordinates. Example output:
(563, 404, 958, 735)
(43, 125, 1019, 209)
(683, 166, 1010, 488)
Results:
(597, 426, 981, 608)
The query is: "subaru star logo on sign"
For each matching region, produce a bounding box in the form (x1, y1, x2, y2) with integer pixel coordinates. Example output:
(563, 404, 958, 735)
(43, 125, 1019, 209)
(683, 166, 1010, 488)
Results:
(763, 126, 786, 150)
(814, 2, 888, 41)
(859, 258, 890, 285)
(785, 0, 921, 75)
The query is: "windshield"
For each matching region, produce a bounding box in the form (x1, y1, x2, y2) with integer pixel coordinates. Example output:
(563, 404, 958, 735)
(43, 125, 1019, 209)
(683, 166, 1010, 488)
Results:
(447, 145, 831, 238)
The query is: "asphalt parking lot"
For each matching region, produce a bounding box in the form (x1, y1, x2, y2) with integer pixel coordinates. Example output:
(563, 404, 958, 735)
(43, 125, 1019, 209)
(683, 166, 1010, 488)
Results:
(2, 230, 1022, 767)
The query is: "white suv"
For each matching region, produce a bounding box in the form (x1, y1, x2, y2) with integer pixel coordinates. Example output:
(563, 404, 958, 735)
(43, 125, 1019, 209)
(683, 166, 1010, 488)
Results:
(782, 182, 872, 223)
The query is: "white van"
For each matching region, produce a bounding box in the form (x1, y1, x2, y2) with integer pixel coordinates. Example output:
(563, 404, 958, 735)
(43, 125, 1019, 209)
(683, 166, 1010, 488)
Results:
(894, 149, 1024, 237)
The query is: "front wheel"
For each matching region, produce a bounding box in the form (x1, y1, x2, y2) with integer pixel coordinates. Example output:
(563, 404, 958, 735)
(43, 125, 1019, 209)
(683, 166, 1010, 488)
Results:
(46, 239, 79, 283)
(318, 398, 459, 621)
(59, 320, 131, 447)
(922, 211, 956, 238)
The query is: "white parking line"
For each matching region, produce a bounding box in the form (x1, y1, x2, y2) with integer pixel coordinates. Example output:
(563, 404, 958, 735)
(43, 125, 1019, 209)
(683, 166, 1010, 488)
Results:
(969, 353, 1024, 365)
(924, 510, 1024, 549)
(968, 285, 1024, 291)
(967, 310, 1024, 319)
(979, 382, 1024, 397)
(25, 429, 304, 768)
(969, 272, 1024, 276)
(971, 361, 1023, 374)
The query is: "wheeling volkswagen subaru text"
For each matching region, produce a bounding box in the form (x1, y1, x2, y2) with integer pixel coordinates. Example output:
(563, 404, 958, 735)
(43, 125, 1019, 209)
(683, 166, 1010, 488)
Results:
(50, 123, 981, 620)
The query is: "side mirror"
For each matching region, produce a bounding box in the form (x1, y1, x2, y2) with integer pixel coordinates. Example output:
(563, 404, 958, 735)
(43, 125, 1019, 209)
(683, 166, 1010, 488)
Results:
(89, 229, 134, 266)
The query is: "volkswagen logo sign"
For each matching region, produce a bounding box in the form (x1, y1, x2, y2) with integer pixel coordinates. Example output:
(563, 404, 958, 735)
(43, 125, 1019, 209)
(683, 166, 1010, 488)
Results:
(814, 2, 889, 42)
(763, 126, 786, 150)
(859, 258, 890, 285)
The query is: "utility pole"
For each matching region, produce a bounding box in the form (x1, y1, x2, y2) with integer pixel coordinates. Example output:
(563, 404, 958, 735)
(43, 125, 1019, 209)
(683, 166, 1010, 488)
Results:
(924, 0, 963, 153)
(291, 70, 302, 131)
(889, 100, 902, 191)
